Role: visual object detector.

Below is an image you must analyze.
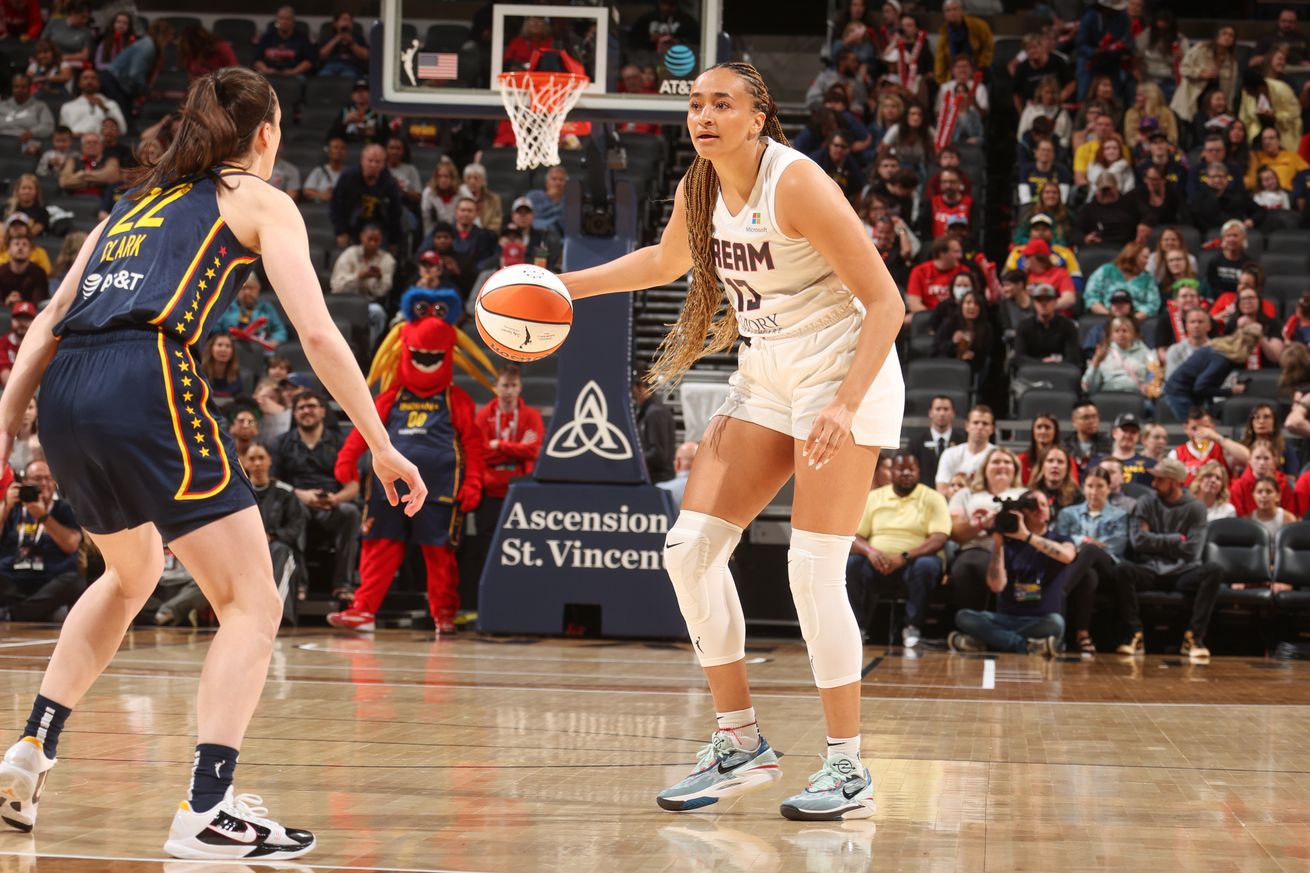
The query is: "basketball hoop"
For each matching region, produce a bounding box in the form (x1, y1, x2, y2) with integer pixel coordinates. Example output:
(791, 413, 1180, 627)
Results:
(498, 70, 590, 170)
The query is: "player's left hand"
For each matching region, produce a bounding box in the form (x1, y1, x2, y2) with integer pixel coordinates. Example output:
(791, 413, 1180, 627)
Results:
(802, 399, 855, 470)
(373, 444, 428, 517)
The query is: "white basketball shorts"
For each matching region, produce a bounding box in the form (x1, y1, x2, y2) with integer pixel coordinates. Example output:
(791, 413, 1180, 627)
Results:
(712, 309, 904, 449)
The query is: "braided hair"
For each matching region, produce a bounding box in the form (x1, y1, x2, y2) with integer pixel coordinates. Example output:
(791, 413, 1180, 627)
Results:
(649, 62, 789, 386)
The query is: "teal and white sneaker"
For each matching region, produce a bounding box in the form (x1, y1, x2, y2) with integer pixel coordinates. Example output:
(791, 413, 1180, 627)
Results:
(779, 752, 875, 822)
(656, 731, 782, 811)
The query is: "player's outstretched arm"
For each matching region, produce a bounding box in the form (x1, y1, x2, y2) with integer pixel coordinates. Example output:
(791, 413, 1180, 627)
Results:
(228, 183, 427, 516)
(560, 178, 695, 300)
(0, 218, 109, 465)
(776, 161, 906, 468)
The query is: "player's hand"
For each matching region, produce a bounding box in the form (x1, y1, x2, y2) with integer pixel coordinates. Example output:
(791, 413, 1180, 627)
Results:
(802, 399, 855, 470)
(372, 444, 427, 516)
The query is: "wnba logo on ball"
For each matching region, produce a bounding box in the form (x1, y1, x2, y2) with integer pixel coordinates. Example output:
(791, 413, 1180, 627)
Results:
(546, 380, 633, 461)
(663, 44, 697, 77)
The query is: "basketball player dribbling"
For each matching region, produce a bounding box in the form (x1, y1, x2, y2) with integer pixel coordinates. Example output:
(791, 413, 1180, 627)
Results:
(0, 68, 427, 859)
(561, 62, 905, 820)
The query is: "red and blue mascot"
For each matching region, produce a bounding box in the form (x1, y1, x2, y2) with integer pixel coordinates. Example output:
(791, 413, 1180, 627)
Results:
(328, 289, 495, 633)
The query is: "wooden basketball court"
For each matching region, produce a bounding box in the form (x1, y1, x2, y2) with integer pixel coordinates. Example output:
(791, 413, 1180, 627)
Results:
(0, 626, 1305, 872)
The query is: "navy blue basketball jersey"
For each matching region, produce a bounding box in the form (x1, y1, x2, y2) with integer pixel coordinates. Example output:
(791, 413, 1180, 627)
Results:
(54, 167, 260, 345)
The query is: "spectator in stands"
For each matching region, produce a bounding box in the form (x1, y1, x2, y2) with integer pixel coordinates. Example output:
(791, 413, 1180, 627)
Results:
(1018, 241, 1076, 311)
(46, 232, 83, 297)
(328, 78, 382, 145)
(1074, 106, 1118, 186)
(1017, 138, 1072, 206)
(451, 195, 499, 286)
(1135, 10, 1186, 101)
(473, 362, 545, 554)
(1252, 8, 1309, 68)
(4, 178, 47, 239)
(1092, 413, 1156, 483)
(846, 451, 950, 647)
(908, 394, 960, 488)
(1250, 476, 1299, 557)
(1205, 220, 1252, 301)
(1, 218, 50, 276)
(383, 135, 421, 217)
(1084, 243, 1159, 318)
(1246, 402, 1299, 477)
(253, 378, 291, 442)
(255, 5, 315, 79)
(217, 273, 288, 348)
(1028, 445, 1081, 514)
(1082, 316, 1160, 402)
(812, 131, 864, 205)
(41, 1, 93, 62)
(0, 74, 52, 155)
(906, 236, 966, 316)
(0, 459, 82, 622)
(459, 163, 502, 232)
(1142, 423, 1170, 462)
(805, 48, 868, 112)
(1231, 439, 1296, 517)
(273, 391, 361, 594)
(0, 0, 40, 42)
(1253, 165, 1292, 213)
(240, 442, 308, 612)
(935, 56, 987, 147)
(934, 0, 992, 86)
(949, 489, 1070, 656)
(1013, 282, 1081, 370)
(1077, 173, 1145, 247)
(830, 21, 877, 72)
(1132, 162, 1190, 227)
(628, 0, 698, 55)
(1189, 459, 1236, 521)
(881, 168, 921, 226)
(303, 136, 346, 204)
(200, 333, 243, 399)
(1136, 131, 1187, 194)
(1125, 87, 1178, 151)
(1171, 406, 1251, 474)
(1074, 0, 1133, 101)
(884, 12, 932, 101)
(634, 379, 675, 484)
(99, 19, 172, 111)
(933, 288, 990, 382)
(1018, 414, 1061, 485)
(867, 95, 905, 148)
(317, 11, 367, 78)
(58, 68, 126, 138)
(1226, 118, 1254, 178)
(1163, 305, 1213, 379)
(1060, 400, 1109, 476)
(1012, 188, 1075, 248)
(527, 165, 567, 233)
(657, 441, 697, 508)
(819, 86, 874, 161)
(947, 445, 1023, 611)
(229, 408, 260, 459)
(331, 143, 403, 247)
(880, 103, 933, 176)
(1113, 457, 1221, 659)
(268, 146, 300, 201)
(0, 231, 46, 306)
(1171, 24, 1237, 124)
(1222, 285, 1285, 369)
(1239, 71, 1302, 154)
(922, 167, 971, 239)
(57, 130, 119, 197)
(1013, 34, 1075, 112)
(870, 216, 914, 288)
(1082, 289, 1140, 358)
(98, 117, 133, 170)
(27, 40, 73, 99)
(1162, 327, 1264, 421)
(178, 25, 239, 83)
(1153, 267, 1206, 331)
(1087, 134, 1135, 194)
(1097, 456, 1137, 511)
(1246, 124, 1309, 193)
(0, 299, 31, 385)
(329, 223, 393, 344)
(1056, 467, 1128, 655)
(936, 404, 995, 493)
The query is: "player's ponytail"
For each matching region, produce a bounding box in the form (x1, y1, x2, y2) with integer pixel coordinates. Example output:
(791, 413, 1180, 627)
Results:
(129, 67, 277, 198)
(650, 62, 788, 386)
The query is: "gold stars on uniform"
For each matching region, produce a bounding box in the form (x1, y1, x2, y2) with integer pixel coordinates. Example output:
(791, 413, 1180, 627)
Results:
(184, 311, 194, 323)
(182, 392, 193, 402)
(178, 362, 189, 372)
(181, 376, 192, 387)
(198, 280, 207, 291)
(190, 417, 201, 429)
(199, 448, 210, 458)
(205, 268, 216, 279)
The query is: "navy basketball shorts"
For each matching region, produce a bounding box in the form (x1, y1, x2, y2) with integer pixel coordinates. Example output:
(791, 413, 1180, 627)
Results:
(364, 487, 460, 548)
(38, 329, 256, 542)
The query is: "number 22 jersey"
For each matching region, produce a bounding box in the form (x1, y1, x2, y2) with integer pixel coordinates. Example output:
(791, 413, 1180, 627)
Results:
(710, 137, 856, 340)
(54, 167, 259, 343)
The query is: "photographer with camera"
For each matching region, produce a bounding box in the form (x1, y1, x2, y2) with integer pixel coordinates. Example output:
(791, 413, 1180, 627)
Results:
(947, 447, 1025, 611)
(949, 490, 1074, 656)
(0, 460, 83, 621)
(317, 12, 368, 78)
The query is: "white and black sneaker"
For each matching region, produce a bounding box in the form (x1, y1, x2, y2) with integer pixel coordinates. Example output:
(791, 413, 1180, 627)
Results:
(163, 787, 315, 861)
(0, 737, 56, 832)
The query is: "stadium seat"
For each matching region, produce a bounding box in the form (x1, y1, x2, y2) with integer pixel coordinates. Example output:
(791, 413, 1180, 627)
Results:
(1089, 392, 1145, 422)
(1240, 369, 1282, 400)
(213, 18, 256, 52)
(905, 387, 968, 417)
(1274, 523, 1310, 610)
(1203, 518, 1274, 605)
(1076, 245, 1118, 276)
(305, 76, 355, 108)
(1016, 388, 1074, 420)
(1221, 395, 1272, 427)
(1076, 313, 1107, 346)
(1260, 252, 1308, 277)
(1265, 229, 1310, 255)
(1139, 317, 1157, 345)
(163, 16, 203, 35)
(908, 309, 935, 358)
(1264, 275, 1306, 310)
(906, 358, 971, 390)
(325, 295, 371, 356)
(1015, 362, 1081, 393)
(274, 341, 311, 374)
(1149, 224, 1201, 251)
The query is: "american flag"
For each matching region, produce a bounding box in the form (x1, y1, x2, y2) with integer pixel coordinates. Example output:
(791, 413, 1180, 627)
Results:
(417, 52, 458, 80)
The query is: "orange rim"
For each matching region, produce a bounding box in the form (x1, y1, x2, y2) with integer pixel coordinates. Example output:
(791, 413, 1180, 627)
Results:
(498, 70, 590, 114)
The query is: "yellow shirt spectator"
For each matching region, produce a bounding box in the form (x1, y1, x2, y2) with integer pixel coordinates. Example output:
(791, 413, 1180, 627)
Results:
(856, 483, 952, 556)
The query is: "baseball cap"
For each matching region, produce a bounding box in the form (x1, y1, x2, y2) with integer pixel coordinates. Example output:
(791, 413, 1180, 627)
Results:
(9, 301, 35, 318)
(1109, 289, 1133, 305)
(1152, 457, 1188, 483)
(1138, 115, 1159, 133)
(419, 250, 441, 267)
(511, 196, 534, 212)
(1028, 213, 1053, 227)
(945, 214, 969, 227)
(1096, 173, 1119, 189)
(352, 77, 369, 91)
(1022, 238, 1051, 258)
(1147, 129, 1169, 142)
(1030, 282, 1057, 299)
(4, 213, 30, 228)
(1113, 413, 1141, 430)
(281, 372, 316, 389)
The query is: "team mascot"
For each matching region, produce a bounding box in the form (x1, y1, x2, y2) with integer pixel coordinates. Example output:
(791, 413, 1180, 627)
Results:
(327, 288, 496, 633)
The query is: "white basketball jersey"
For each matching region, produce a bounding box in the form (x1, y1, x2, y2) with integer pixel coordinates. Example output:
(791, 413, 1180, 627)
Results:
(711, 137, 855, 339)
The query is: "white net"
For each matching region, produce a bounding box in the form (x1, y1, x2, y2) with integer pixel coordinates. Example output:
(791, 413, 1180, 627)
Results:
(498, 72, 589, 171)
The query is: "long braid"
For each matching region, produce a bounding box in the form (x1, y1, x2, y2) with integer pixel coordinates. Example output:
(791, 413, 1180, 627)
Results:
(649, 62, 789, 387)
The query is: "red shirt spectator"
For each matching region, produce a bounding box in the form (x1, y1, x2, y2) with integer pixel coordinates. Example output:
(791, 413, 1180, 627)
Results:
(906, 237, 967, 312)
(475, 369, 544, 499)
(0, 301, 34, 385)
(926, 192, 973, 238)
(1231, 467, 1297, 517)
(1, 0, 41, 40)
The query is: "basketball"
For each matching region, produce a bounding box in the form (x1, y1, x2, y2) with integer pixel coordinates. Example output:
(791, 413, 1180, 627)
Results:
(474, 263, 574, 362)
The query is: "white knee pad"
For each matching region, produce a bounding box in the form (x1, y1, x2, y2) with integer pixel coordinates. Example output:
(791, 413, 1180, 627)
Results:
(789, 528, 863, 689)
(663, 511, 745, 668)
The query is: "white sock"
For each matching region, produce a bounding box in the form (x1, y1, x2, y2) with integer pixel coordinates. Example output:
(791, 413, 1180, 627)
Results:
(715, 707, 760, 750)
(826, 734, 861, 761)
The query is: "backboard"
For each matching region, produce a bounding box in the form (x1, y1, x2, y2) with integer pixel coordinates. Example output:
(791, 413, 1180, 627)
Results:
(373, 0, 722, 124)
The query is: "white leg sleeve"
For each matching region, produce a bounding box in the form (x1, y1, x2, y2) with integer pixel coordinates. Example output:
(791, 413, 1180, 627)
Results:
(663, 511, 746, 668)
(789, 528, 863, 689)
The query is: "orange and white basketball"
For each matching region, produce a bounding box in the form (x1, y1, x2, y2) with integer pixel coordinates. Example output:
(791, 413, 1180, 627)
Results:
(475, 264, 573, 362)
